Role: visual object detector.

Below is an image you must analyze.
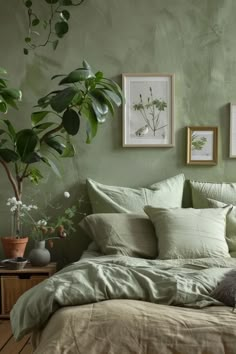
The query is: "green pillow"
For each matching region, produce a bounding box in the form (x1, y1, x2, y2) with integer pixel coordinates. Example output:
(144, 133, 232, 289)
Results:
(190, 180, 236, 208)
(207, 198, 236, 257)
(79, 213, 157, 259)
(144, 206, 230, 259)
(87, 174, 185, 214)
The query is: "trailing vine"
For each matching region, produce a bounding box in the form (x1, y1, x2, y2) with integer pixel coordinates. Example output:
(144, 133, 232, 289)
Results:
(23, 0, 85, 54)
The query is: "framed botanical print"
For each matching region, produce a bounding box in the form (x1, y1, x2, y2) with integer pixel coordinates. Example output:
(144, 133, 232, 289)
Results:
(230, 103, 236, 158)
(186, 126, 218, 165)
(122, 73, 174, 147)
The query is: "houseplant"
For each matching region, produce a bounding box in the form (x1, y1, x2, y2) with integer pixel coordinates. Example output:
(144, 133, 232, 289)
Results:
(0, 61, 123, 257)
(23, 0, 86, 55)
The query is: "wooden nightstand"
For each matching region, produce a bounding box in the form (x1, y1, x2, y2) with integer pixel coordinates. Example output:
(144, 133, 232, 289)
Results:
(0, 262, 57, 318)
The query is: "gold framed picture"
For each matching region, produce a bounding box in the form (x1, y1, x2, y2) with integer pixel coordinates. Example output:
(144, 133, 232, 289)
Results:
(122, 73, 174, 147)
(230, 103, 236, 158)
(186, 126, 218, 165)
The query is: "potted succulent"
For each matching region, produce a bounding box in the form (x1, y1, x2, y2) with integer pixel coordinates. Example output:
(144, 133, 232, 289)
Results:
(0, 61, 123, 258)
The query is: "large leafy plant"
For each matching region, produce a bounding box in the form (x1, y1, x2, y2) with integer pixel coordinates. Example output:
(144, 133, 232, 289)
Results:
(0, 61, 122, 236)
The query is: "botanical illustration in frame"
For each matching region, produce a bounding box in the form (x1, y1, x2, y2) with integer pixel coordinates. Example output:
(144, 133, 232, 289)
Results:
(186, 126, 218, 165)
(230, 103, 236, 158)
(122, 73, 174, 147)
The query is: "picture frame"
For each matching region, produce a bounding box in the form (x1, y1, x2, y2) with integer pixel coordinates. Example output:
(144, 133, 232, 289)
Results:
(186, 126, 218, 165)
(122, 73, 174, 147)
(229, 103, 236, 158)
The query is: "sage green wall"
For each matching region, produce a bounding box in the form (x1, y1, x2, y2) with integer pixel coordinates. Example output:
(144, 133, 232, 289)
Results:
(1, 0, 236, 264)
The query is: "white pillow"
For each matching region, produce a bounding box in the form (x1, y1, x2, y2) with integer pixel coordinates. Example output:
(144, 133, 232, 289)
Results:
(144, 206, 230, 259)
(87, 174, 185, 214)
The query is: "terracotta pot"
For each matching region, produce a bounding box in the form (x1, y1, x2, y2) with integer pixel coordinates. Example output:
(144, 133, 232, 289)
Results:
(1, 237, 29, 259)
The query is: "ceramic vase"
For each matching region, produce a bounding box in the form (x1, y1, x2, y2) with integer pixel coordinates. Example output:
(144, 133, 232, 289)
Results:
(28, 240, 51, 267)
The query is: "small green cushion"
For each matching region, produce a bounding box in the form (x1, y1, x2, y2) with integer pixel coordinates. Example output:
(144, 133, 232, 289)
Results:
(87, 174, 185, 214)
(190, 180, 236, 208)
(207, 198, 236, 257)
(144, 206, 230, 259)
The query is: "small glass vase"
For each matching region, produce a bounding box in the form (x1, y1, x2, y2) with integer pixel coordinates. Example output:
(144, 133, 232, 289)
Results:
(28, 240, 51, 267)
(11, 210, 22, 237)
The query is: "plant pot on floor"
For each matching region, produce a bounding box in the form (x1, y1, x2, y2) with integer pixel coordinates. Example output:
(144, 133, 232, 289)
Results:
(28, 240, 51, 267)
(1, 237, 29, 259)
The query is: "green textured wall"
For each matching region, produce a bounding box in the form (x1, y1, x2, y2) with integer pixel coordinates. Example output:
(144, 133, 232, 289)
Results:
(0, 0, 236, 264)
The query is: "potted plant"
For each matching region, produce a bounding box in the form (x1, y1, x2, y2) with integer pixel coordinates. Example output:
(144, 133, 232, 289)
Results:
(0, 61, 123, 258)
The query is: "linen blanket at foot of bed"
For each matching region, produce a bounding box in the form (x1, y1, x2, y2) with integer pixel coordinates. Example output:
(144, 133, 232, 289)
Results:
(31, 300, 236, 354)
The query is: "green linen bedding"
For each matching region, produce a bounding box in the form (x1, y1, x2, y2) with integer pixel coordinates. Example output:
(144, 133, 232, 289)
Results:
(10, 255, 236, 340)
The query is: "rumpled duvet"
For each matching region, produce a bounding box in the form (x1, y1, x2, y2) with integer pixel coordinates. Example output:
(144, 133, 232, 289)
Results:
(10, 256, 236, 341)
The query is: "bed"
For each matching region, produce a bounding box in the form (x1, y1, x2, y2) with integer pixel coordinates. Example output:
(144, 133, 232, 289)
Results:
(10, 175, 236, 353)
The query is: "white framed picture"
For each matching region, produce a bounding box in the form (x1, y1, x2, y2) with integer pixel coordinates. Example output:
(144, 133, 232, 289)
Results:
(186, 126, 218, 165)
(230, 103, 236, 158)
(122, 73, 174, 147)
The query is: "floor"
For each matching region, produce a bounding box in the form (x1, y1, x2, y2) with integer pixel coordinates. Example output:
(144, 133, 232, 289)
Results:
(0, 320, 32, 353)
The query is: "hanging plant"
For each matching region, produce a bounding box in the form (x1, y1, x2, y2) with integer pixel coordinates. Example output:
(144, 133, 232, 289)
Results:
(23, 0, 85, 55)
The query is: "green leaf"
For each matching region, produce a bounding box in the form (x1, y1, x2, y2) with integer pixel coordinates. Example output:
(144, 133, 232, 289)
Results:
(3, 120, 16, 139)
(0, 88, 22, 101)
(60, 10, 70, 21)
(89, 91, 109, 122)
(0, 67, 7, 75)
(0, 148, 19, 162)
(45, 0, 59, 3)
(51, 74, 65, 80)
(59, 68, 94, 84)
(0, 79, 7, 88)
(45, 137, 65, 155)
(102, 89, 122, 107)
(0, 129, 5, 135)
(81, 105, 98, 142)
(60, 0, 73, 5)
(52, 40, 59, 50)
(99, 78, 123, 104)
(28, 167, 43, 184)
(31, 111, 51, 125)
(62, 109, 80, 135)
(0, 139, 7, 147)
(50, 87, 78, 113)
(16, 129, 39, 159)
(37, 91, 61, 109)
(61, 139, 75, 157)
(25, 37, 31, 43)
(33, 122, 55, 132)
(95, 71, 103, 81)
(0, 101, 7, 113)
(24, 0, 32, 8)
(82, 60, 91, 70)
(55, 21, 69, 38)
(32, 18, 40, 26)
(3, 95, 19, 110)
(22, 151, 41, 164)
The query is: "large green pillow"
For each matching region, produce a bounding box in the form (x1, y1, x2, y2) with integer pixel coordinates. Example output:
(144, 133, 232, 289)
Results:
(87, 174, 185, 214)
(144, 206, 230, 259)
(79, 213, 157, 259)
(190, 180, 236, 208)
(207, 198, 236, 257)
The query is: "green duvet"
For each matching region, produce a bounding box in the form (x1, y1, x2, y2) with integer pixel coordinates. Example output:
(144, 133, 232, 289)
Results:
(10, 255, 236, 340)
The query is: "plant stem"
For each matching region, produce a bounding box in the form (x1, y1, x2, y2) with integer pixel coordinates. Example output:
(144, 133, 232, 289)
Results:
(40, 122, 64, 143)
(0, 159, 20, 200)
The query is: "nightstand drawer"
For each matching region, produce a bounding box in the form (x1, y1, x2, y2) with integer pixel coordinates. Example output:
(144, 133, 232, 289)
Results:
(1, 275, 47, 315)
